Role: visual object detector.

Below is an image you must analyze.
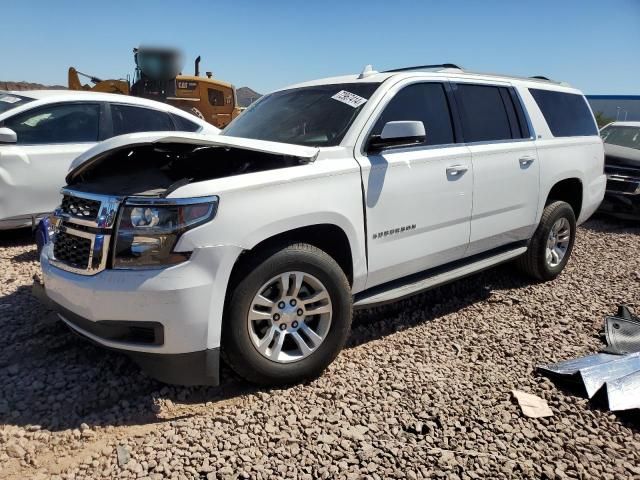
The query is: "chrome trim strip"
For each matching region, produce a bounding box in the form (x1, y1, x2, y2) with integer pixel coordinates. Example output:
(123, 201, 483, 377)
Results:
(61, 187, 124, 203)
(606, 174, 640, 182)
(124, 195, 220, 206)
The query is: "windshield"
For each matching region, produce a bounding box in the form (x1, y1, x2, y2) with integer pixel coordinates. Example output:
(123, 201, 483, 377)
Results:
(0, 93, 34, 115)
(601, 125, 640, 150)
(222, 83, 380, 147)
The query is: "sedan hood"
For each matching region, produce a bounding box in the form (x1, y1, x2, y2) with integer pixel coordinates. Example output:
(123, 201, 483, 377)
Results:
(67, 131, 319, 183)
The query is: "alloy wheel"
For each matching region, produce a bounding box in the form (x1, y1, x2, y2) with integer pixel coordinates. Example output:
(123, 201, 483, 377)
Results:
(247, 271, 333, 363)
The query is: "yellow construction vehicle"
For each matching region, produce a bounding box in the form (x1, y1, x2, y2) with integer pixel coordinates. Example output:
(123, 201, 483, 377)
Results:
(68, 47, 241, 128)
(68, 67, 129, 95)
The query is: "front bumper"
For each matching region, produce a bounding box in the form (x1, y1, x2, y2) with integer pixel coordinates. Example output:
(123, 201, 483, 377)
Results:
(38, 242, 243, 385)
(599, 192, 640, 220)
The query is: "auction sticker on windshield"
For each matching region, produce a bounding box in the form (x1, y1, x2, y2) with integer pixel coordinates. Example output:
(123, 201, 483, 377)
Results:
(331, 90, 368, 108)
(0, 95, 22, 104)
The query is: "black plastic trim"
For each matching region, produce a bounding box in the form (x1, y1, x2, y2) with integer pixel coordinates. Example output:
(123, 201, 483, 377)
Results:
(54, 302, 164, 346)
(354, 240, 529, 308)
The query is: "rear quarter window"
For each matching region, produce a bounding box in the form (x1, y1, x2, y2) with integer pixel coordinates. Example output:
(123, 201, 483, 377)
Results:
(171, 113, 202, 132)
(529, 89, 598, 137)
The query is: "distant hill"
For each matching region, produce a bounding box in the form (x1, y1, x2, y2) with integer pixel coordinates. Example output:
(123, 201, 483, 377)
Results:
(237, 87, 262, 107)
(1, 81, 66, 91)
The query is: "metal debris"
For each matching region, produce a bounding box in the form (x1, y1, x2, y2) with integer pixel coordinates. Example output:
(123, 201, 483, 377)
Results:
(538, 305, 640, 412)
(605, 305, 640, 354)
(511, 390, 554, 418)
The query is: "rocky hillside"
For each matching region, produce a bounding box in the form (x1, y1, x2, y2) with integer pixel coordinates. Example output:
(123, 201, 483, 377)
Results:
(236, 87, 262, 107)
(1, 81, 66, 91)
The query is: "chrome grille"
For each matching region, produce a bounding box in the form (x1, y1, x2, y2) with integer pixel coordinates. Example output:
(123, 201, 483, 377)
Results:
(61, 194, 101, 220)
(53, 230, 92, 269)
(50, 189, 122, 275)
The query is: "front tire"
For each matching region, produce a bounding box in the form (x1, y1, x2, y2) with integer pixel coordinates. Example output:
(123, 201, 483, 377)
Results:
(222, 243, 352, 386)
(517, 201, 577, 281)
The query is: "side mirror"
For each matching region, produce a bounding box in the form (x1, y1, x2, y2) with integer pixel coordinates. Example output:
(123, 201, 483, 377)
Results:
(0, 127, 17, 144)
(367, 121, 426, 153)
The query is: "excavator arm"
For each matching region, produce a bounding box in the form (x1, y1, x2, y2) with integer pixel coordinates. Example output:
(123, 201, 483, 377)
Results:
(68, 67, 130, 95)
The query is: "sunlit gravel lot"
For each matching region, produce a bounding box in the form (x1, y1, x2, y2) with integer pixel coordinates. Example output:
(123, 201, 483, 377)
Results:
(0, 217, 639, 479)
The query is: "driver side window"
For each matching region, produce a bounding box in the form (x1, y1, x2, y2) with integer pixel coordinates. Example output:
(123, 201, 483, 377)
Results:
(4, 103, 100, 145)
(372, 83, 455, 146)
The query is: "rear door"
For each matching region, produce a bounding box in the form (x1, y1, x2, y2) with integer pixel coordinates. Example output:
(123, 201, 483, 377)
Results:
(0, 102, 102, 222)
(107, 104, 175, 136)
(451, 82, 539, 256)
(354, 80, 473, 288)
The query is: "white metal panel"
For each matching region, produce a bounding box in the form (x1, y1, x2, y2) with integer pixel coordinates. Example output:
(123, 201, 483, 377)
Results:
(174, 148, 369, 293)
(357, 145, 473, 288)
(0, 143, 94, 222)
(466, 140, 540, 256)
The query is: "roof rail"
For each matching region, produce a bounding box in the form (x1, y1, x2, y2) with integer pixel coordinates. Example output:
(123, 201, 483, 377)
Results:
(530, 75, 551, 81)
(383, 63, 463, 73)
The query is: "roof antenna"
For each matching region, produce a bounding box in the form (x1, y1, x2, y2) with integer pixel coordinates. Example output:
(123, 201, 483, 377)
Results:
(358, 64, 378, 79)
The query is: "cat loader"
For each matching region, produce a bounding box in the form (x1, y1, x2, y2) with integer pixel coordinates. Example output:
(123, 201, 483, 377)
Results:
(68, 47, 241, 128)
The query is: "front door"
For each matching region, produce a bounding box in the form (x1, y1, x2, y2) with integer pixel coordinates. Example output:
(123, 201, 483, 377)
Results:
(355, 81, 473, 289)
(0, 102, 101, 223)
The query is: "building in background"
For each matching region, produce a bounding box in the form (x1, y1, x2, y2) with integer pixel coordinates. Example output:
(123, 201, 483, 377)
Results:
(587, 95, 640, 124)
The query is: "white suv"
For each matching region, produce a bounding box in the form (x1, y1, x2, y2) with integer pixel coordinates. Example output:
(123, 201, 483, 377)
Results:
(38, 64, 606, 386)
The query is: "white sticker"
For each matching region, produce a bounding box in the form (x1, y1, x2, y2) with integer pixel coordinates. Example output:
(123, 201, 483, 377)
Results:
(0, 95, 21, 104)
(331, 90, 368, 108)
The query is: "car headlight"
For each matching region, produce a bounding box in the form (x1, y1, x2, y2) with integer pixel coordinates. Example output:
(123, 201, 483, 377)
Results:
(113, 196, 218, 269)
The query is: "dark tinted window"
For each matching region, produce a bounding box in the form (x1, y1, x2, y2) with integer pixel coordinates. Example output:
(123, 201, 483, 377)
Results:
(372, 83, 454, 146)
(208, 89, 225, 106)
(529, 89, 598, 137)
(111, 104, 174, 136)
(222, 83, 380, 147)
(5, 103, 99, 144)
(171, 113, 202, 132)
(454, 84, 514, 142)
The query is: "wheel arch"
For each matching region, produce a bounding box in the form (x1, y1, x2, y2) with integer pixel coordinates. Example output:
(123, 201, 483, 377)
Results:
(233, 223, 356, 287)
(544, 177, 583, 219)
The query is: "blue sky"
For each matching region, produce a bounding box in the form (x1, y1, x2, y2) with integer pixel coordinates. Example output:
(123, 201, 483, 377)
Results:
(2, 0, 639, 94)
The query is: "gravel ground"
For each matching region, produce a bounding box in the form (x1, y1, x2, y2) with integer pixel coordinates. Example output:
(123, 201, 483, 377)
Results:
(1, 217, 639, 480)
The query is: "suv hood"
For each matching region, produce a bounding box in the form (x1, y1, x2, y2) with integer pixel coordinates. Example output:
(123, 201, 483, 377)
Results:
(604, 143, 640, 170)
(67, 131, 319, 182)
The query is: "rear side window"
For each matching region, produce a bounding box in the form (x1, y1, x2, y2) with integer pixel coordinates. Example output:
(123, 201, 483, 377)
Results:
(4, 103, 100, 145)
(171, 113, 202, 132)
(111, 104, 174, 136)
(454, 84, 518, 142)
(529, 89, 598, 137)
(372, 82, 455, 146)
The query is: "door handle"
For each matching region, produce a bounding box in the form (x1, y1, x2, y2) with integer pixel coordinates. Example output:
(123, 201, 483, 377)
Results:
(446, 165, 468, 177)
(519, 156, 535, 167)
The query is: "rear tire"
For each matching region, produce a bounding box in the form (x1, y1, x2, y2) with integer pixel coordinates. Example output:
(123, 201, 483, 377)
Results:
(517, 201, 576, 281)
(222, 243, 352, 386)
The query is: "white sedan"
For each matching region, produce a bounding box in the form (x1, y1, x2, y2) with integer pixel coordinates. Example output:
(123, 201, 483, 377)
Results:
(0, 90, 219, 230)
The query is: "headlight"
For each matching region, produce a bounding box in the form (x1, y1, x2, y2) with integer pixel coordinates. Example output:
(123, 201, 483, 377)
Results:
(113, 196, 218, 269)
